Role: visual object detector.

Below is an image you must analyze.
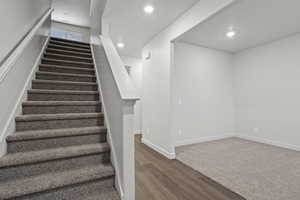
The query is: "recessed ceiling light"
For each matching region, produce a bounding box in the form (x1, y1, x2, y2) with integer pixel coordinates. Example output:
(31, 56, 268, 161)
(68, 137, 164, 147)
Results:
(117, 42, 125, 49)
(144, 5, 154, 14)
(226, 26, 236, 39)
(226, 31, 236, 38)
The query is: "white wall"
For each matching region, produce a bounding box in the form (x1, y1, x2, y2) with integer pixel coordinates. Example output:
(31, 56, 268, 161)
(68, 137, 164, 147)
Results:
(234, 33, 300, 149)
(90, 0, 107, 40)
(0, 0, 51, 64)
(173, 42, 235, 146)
(51, 21, 91, 43)
(142, 0, 236, 158)
(121, 56, 143, 134)
(0, 15, 51, 156)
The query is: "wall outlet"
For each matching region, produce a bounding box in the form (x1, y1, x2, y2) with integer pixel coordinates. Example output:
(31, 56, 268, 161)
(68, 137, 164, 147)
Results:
(178, 129, 182, 136)
(178, 98, 182, 105)
(253, 128, 259, 133)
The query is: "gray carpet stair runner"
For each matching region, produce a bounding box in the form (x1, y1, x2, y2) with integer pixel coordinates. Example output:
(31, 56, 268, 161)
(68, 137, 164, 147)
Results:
(0, 37, 120, 200)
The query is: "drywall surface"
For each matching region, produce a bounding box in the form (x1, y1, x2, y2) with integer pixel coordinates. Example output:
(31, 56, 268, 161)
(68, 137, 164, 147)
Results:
(121, 56, 143, 134)
(0, 16, 51, 156)
(51, 21, 91, 43)
(93, 43, 125, 196)
(142, 0, 236, 157)
(234, 33, 300, 148)
(173, 42, 235, 146)
(90, 0, 107, 40)
(0, 0, 51, 64)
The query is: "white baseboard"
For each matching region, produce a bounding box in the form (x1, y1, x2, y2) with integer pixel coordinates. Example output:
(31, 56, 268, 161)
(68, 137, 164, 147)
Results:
(237, 134, 300, 152)
(141, 137, 176, 159)
(0, 36, 50, 157)
(175, 134, 235, 147)
(174, 133, 300, 152)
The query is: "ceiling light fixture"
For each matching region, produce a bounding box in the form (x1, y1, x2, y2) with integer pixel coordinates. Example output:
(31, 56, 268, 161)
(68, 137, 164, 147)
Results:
(227, 31, 236, 38)
(226, 27, 236, 38)
(117, 42, 125, 49)
(144, 5, 154, 14)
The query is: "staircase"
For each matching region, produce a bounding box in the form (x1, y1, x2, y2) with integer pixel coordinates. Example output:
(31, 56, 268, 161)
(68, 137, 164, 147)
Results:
(0, 37, 120, 200)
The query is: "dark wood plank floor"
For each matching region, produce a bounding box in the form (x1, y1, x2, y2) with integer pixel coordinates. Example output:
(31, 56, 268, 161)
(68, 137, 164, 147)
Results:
(135, 135, 246, 200)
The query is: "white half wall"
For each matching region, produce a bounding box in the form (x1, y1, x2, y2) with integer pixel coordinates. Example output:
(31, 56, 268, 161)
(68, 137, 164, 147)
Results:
(234, 33, 300, 149)
(51, 21, 91, 43)
(173, 42, 235, 146)
(0, 0, 51, 63)
(142, 0, 236, 158)
(121, 56, 143, 135)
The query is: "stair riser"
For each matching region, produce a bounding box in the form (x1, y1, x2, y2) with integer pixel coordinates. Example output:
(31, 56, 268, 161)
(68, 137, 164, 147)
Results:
(47, 44, 91, 54)
(0, 153, 110, 182)
(41, 59, 93, 68)
(36, 73, 96, 82)
(32, 82, 97, 91)
(7, 134, 106, 153)
(16, 117, 104, 131)
(23, 104, 101, 114)
(46, 49, 92, 58)
(49, 41, 91, 50)
(28, 93, 99, 101)
(43, 54, 93, 63)
(39, 66, 95, 75)
(17, 177, 114, 200)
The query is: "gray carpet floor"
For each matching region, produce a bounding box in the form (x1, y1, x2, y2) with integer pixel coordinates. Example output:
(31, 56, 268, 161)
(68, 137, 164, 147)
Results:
(176, 137, 300, 200)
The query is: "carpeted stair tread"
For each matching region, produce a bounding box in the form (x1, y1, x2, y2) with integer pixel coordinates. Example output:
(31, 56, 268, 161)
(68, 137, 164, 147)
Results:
(44, 52, 92, 60)
(49, 39, 90, 47)
(49, 40, 91, 49)
(42, 58, 93, 65)
(50, 37, 90, 46)
(48, 44, 91, 53)
(28, 89, 99, 95)
(0, 143, 109, 168)
(78, 188, 120, 200)
(0, 164, 114, 199)
(39, 64, 95, 72)
(46, 48, 92, 58)
(31, 80, 98, 92)
(32, 79, 97, 86)
(36, 71, 96, 79)
(15, 112, 104, 122)
(7, 126, 106, 142)
(23, 101, 101, 107)
(44, 53, 93, 63)
(28, 89, 99, 102)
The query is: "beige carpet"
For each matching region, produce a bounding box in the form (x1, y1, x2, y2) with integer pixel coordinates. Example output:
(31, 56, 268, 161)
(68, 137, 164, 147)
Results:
(176, 137, 300, 200)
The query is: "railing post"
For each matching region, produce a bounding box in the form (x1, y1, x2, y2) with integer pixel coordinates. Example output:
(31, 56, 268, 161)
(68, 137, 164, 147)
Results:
(122, 100, 136, 200)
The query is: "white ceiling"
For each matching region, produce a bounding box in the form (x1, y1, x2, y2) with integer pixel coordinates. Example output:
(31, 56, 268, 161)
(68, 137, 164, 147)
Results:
(52, 0, 91, 27)
(103, 0, 199, 58)
(177, 0, 300, 53)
